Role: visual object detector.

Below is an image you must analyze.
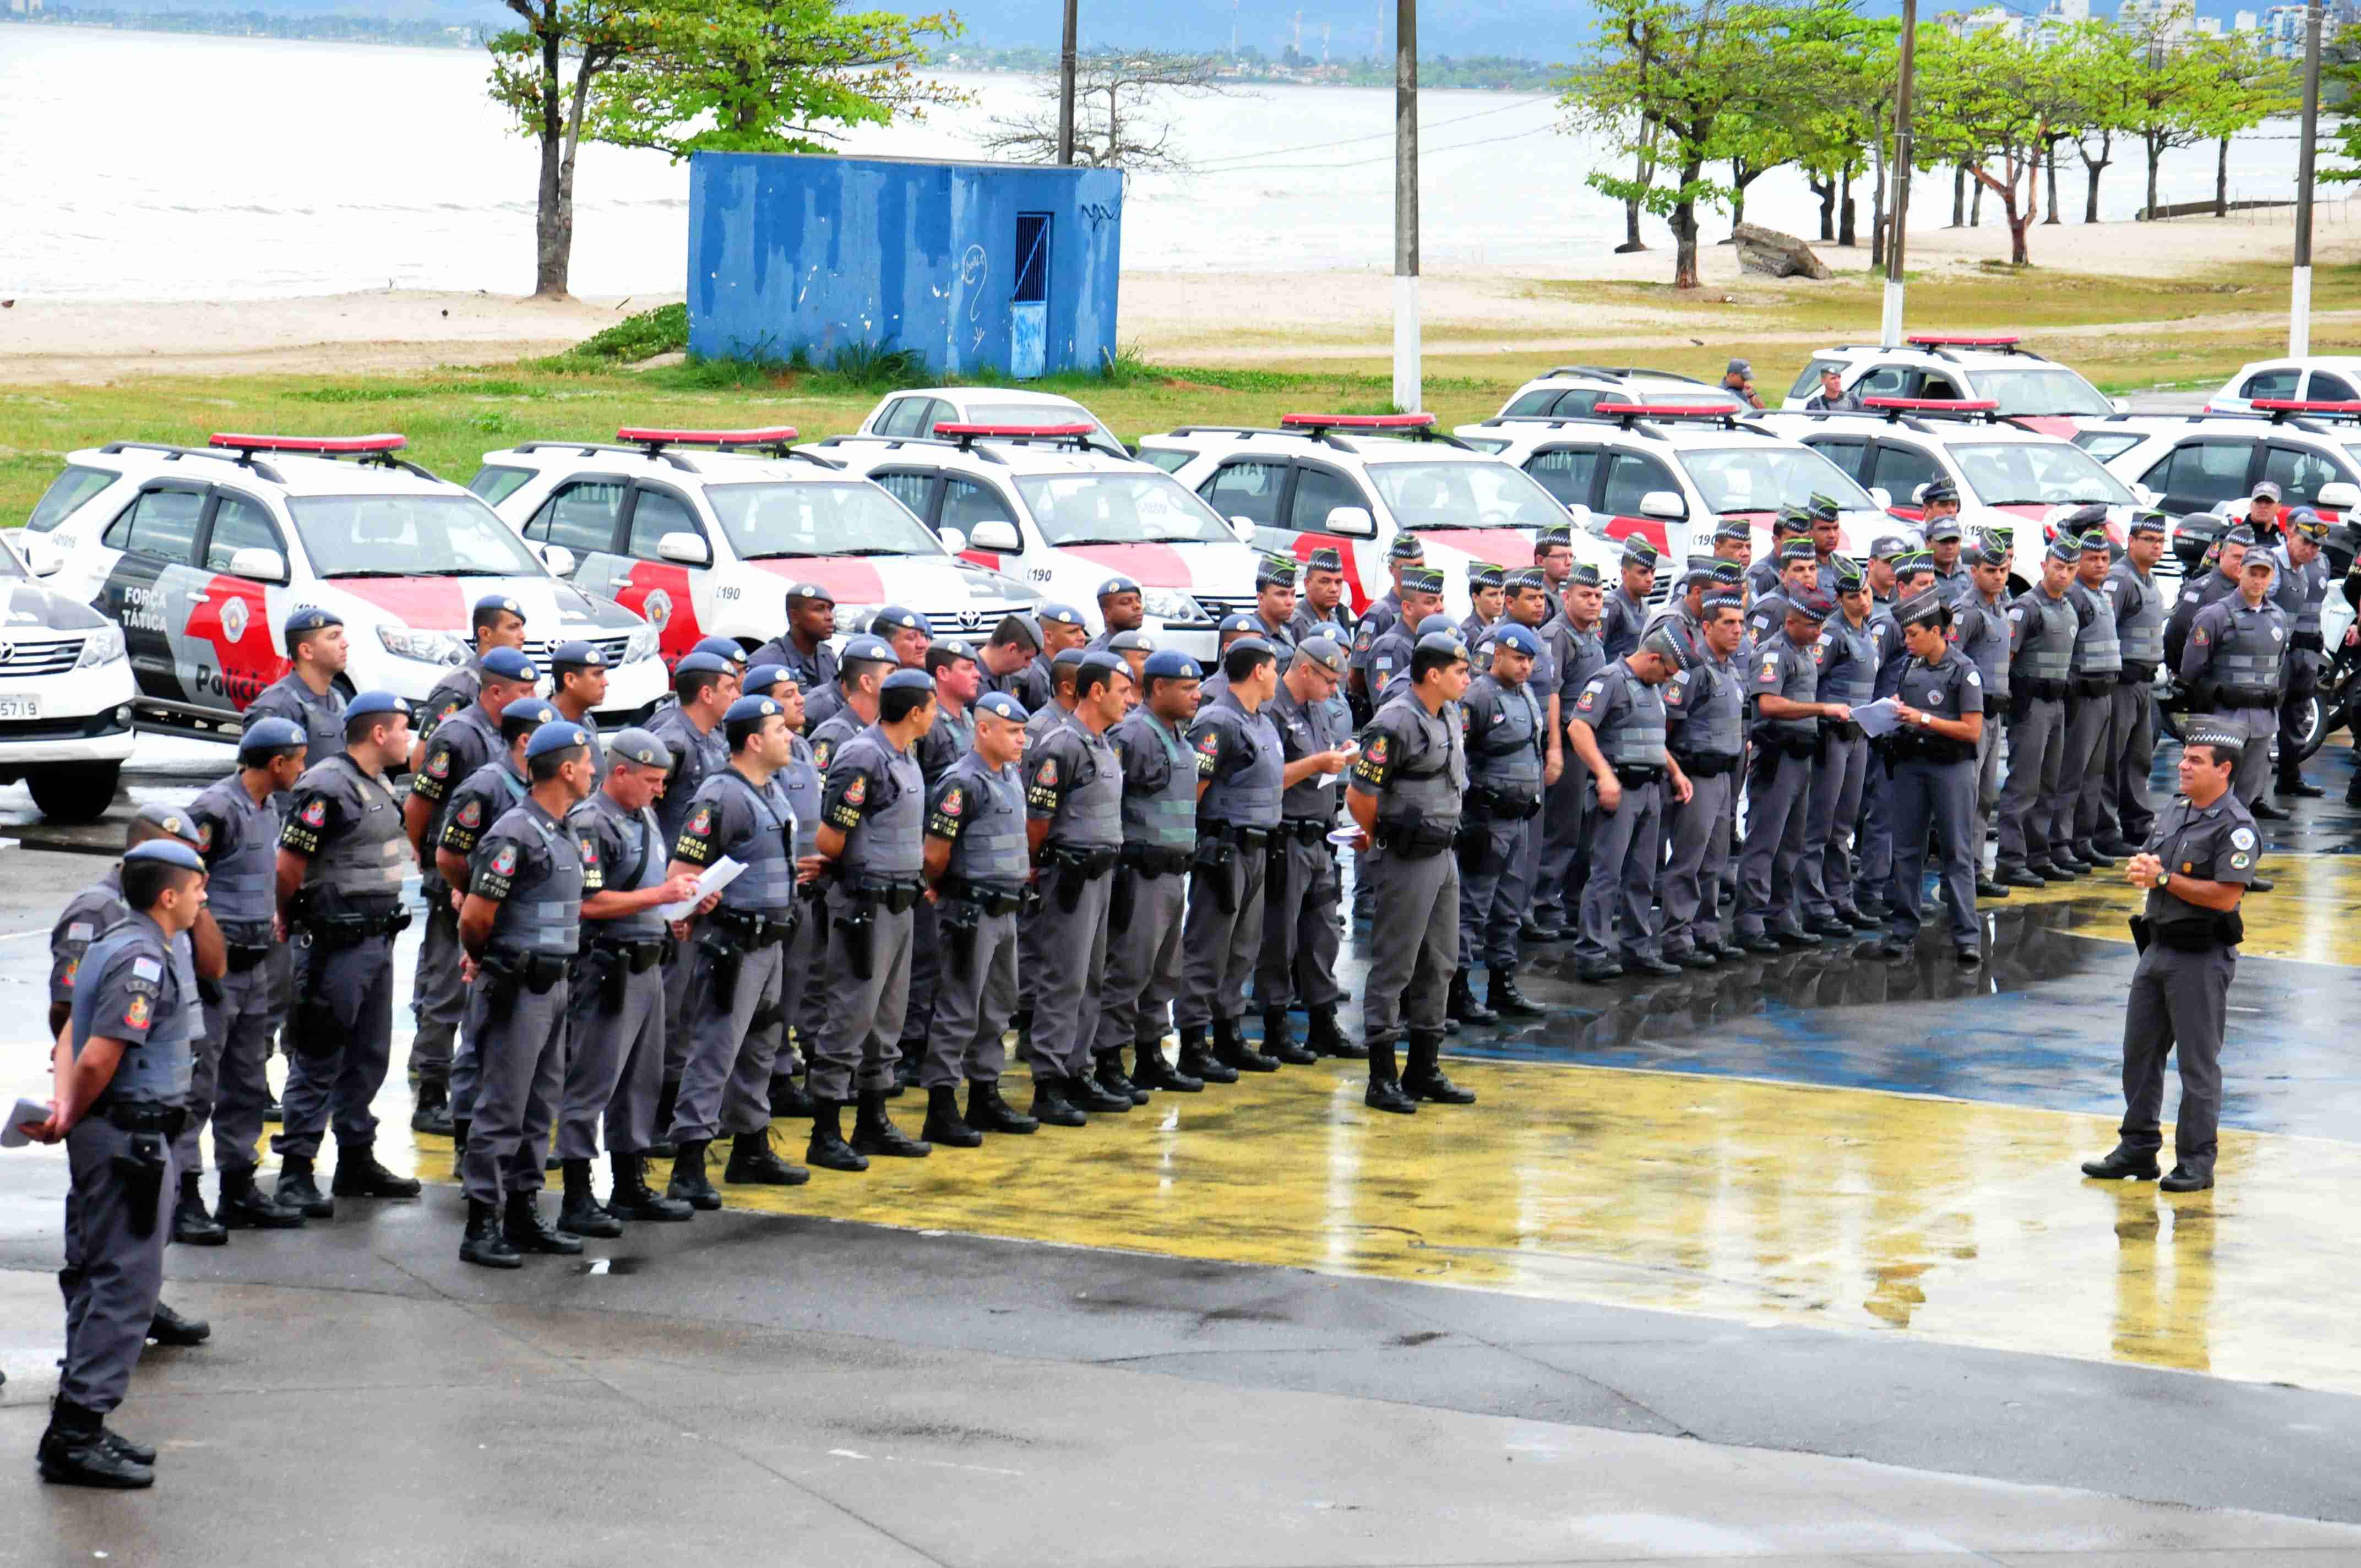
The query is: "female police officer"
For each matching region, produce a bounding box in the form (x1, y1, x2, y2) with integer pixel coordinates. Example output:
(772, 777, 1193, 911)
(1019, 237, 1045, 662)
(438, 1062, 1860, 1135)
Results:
(1880, 590, 1987, 966)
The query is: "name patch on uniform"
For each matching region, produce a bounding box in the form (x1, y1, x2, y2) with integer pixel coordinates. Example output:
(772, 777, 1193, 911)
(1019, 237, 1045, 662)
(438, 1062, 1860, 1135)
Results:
(491, 844, 519, 878)
(124, 994, 151, 1030)
(133, 957, 162, 981)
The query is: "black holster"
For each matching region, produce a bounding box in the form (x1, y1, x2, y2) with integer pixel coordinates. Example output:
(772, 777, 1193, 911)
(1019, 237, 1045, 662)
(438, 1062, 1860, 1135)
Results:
(835, 902, 876, 981)
(1191, 837, 1238, 913)
(292, 936, 342, 1058)
(939, 896, 983, 962)
(111, 1131, 169, 1240)
(698, 932, 745, 1009)
(1108, 866, 1137, 934)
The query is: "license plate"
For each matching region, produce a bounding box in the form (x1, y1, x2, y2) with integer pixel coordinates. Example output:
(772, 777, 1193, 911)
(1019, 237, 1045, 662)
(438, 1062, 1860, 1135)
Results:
(0, 697, 40, 720)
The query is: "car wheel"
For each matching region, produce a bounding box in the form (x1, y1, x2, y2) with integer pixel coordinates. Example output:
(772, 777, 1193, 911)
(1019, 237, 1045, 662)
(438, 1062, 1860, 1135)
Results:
(2293, 691, 2330, 763)
(2152, 696, 2185, 745)
(28, 761, 121, 824)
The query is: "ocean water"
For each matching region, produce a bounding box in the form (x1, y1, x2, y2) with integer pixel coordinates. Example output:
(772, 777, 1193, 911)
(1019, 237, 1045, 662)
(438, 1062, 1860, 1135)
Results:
(0, 25, 2320, 301)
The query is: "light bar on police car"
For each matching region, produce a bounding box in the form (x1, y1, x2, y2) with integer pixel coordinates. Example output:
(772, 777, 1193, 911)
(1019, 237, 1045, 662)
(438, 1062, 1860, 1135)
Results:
(931, 422, 1096, 440)
(2248, 399, 2361, 418)
(616, 426, 799, 450)
(1860, 397, 2001, 413)
(1590, 402, 1744, 422)
(1904, 334, 2022, 349)
(1277, 412, 1437, 431)
(208, 432, 408, 455)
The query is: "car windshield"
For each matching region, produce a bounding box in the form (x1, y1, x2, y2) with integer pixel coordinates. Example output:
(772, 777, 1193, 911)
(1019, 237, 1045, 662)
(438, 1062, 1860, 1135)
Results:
(1965, 367, 2114, 417)
(1949, 442, 2137, 507)
(1014, 472, 1236, 546)
(1676, 445, 1878, 514)
(1365, 460, 1569, 530)
(0, 536, 27, 580)
(706, 482, 946, 559)
(965, 402, 1121, 447)
(292, 493, 547, 578)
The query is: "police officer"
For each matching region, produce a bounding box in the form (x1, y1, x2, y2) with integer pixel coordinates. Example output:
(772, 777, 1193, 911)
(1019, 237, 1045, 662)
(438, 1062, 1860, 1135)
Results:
(978, 613, 1048, 709)
(1852, 558, 1914, 923)
(1462, 561, 1506, 645)
(1802, 364, 1862, 412)
(1348, 536, 1426, 718)
(1086, 577, 1146, 649)
(918, 689, 1040, 1144)
(1252, 636, 1358, 1061)
(1736, 591, 1845, 952)
(182, 719, 312, 1239)
(1106, 627, 1155, 689)
(23, 840, 211, 1490)
(1354, 565, 1445, 706)
(1566, 623, 1689, 981)
(1196, 613, 1263, 710)
(2080, 727, 2257, 1194)
(1024, 652, 1133, 1124)
(2270, 507, 2333, 803)
(2182, 547, 2288, 823)
(1925, 512, 1972, 602)
(1660, 594, 1748, 966)
(2058, 526, 2124, 870)
(454, 721, 598, 1267)
(1799, 559, 1879, 936)
(1347, 633, 1474, 1113)
(1864, 535, 1907, 613)
(810, 668, 938, 1158)
(2099, 513, 2170, 856)
(1250, 556, 1302, 655)
(1532, 562, 1606, 939)
(415, 592, 530, 748)
(1747, 510, 1810, 598)
(1103, 650, 1209, 1091)
(1599, 537, 1658, 658)
(737, 667, 825, 1118)
(1954, 533, 2017, 895)
(1453, 623, 1548, 1016)
(273, 690, 421, 1216)
(243, 607, 348, 766)
(1026, 603, 1092, 700)
(2164, 524, 2251, 670)
(547, 640, 611, 774)
(558, 728, 704, 1235)
(748, 582, 842, 703)
(809, 635, 899, 772)
(1712, 517, 1754, 573)
(899, 638, 983, 1087)
(646, 650, 735, 1146)
(1534, 522, 1577, 612)
(1290, 547, 1356, 646)
(1748, 538, 1820, 643)
(1882, 591, 1987, 965)
(1994, 533, 2080, 887)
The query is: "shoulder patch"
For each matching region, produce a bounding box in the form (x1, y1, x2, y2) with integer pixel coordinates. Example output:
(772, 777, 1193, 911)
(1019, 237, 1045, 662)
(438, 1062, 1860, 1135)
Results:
(1196, 731, 1221, 757)
(301, 798, 327, 826)
(2229, 826, 2257, 851)
(458, 799, 482, 829)
(197, 821, 214, 852)
(689, 805, 715, 836)
(1966, 669, 1981, 687)
(490, 843, 519, 878)
(812, 740, 834, 770)
(123, 994, 151, 1031)
(428, 749, 450, 778)
(844, 774, 868, 808)
(1364, 735, 1388, 766)
(940, 785, 965, 818)
(2230, 851, 2253, 869)
(1036, 757, 1060, 789)
(132, 957, 163, 982)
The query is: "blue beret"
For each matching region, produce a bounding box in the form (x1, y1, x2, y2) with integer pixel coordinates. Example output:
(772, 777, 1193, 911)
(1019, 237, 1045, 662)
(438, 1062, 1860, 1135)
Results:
(1415, 613, 1459, 641)
(607, 727, 672, 770)
(525, 720, 591, 760)
(1144, 649, 1202, 680)
(782, 581, 835, 603)
(724, 695, 782, 726)
(548, 639, 606, 669)
(839, 634, 894, 665)
(1228, 636, 1277, 660)
(1037, 602, 1086, 628)
(1216, 613, 1260, 636)
(744, 663, 791, 693)
(346, 690, 409, 720)
(134, 802, 199, 840)
(1094, 576, 1141, 598)
(505, 699, 558, 730)
(1413, 632, 1466, 660)
(1293, 636, 1346, 674)
(480, 646, 540, 682)
(473, 594, 524, 620)
(238, 716, 308, 759)
(693, 636, 747, 666)
(283, 607, 342, 636)
(673, 651, 731, 677)
(125, 839, 206, 874)
(881, 668, 934, 693)
(1051, 646, 1089, 669)
(975, 691, 1031, 723)
(869, 605, 930, 635)
(1107, 628, 1155, 652)
(1490, 625, 1541, 658)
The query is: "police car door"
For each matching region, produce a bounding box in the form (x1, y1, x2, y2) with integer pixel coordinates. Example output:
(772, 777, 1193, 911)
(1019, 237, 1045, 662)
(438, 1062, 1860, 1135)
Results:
(178, 486, 297, 717)
(521, 475, 630, 593)
(608, 483, 712, 661)
(1281, 460, 1383, 613)
(92, 478, 210, 705)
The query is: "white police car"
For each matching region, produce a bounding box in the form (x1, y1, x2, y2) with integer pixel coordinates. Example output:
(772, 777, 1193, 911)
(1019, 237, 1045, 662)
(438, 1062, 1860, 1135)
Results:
(1458, 366, 1747, 452)
(25, 433, 665, 738)
(1779, 335, 2121, 435)
(852, 388, 1127, 459)
(0, 531, 138, 821)
(474, 426, 1038, 658)
(2091, 401, 2361, 525)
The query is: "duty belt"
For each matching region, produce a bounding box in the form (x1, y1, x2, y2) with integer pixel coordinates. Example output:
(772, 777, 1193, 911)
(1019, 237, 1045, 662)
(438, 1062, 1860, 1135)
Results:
(1672, 750, 1740, 777)
(2120, 661, 2158, 684)
(1611, 763, 1665, 787)
(851, 873, 928, 914)
(709, 906, 797, 948)
(2293, 630, 2327, 653)
(1043, 843, 1119, 880)
(483, 948, 572, 992)
(2215, 685, 2279, 709)
(590, 935, 666, 972)
(1465, 785, 1542, 821)
(1119, 842, 1194, 876)
(91, 1101, 187, 1135)
(220, 921, 276, 972)
(1276, 818, 1334, 845)
(2016, 677, 2068, 702)
(940, 875, 1028, 914)
(300, 906, 411, 946)
(1199, 820, 1275, 850)
(2072, 674, 2118, 698)
(1374, 818, 1457, 857)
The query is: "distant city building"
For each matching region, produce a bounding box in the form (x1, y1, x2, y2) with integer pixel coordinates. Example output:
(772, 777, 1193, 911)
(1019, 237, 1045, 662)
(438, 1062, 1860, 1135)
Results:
(2235, 7, 2261, 27)
(2196, 14, 2223, 31)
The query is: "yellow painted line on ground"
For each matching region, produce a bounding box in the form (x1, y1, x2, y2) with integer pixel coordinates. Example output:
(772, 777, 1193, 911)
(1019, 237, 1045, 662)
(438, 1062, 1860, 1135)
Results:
(1984, 851, 2361, 966)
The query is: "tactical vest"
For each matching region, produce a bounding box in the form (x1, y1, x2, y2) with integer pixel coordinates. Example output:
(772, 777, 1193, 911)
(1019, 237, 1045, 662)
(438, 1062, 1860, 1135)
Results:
(2212, 600, 2289, 705)
(830, 727, 926, 876)
(425, 706, 499, 839)
(2068, 581, 2121, 676)
(712, 769, 798, 913)
(943, 753, 1029, 888)
(1597, 664, 1669, 766)
(193, 777, 277, 934)
(926, 704, 977, 785)
(585, 792, 668, 940)
(649, 708, 722, 845)
(777, 739, 823, 861)
(1465, 676, 1543, 796)
(78, 919, 197, 1103)
(2010, 588, 2076, 684)
(1047, 726, 1125, 848)
(1961, 593, 2013, 699)
(299, 754, 409, 900)
(2111, 566, 2166, 668)
(2271, 546, 2329, 638)
(1271, 684, 1352, 820)
(1196, 694, 1285, 827)
(809, 708, 866, 772)
(1374, 700, 1466, 825)
(1674, 657, 1745, 760)
(1116, 711, 1198, 849)
(1896, 654, 1979, 764)
(487, 802, 585, 956)
(249, 674, 346, 767)
(1753, 637, 1820, 743)
(1819, 616, 1879, 707)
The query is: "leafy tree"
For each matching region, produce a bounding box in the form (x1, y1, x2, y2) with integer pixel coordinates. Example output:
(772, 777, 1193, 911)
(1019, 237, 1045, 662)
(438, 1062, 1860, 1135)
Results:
(2186, 33, 2298, 216)
(977, 52, 1237, 170)
(1915, 20, 2078, 265)
(487, 0, 651, 298)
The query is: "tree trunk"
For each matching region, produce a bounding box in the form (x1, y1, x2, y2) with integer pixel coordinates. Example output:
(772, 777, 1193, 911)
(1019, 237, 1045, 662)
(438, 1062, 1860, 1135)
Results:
(1838, 162, 1857, 247)
(1951, 165, 1967, 227)
(1970, 176, 1983, 227)
(1672, 159, 1702, 289)
(1871, 140, 1888, 272)
(2006, 199, 2030, 264)
(2043, 139, 2061, 225)
(2215, 135, 2230, 217)
(1621, 118, 1657, 253)
(532, 22, 569, 298)
(1810, 175, 1836, 242)
(1728, 160, 1747, 238)
(2083, 159, 2107, 224)
(2145, 138, 2162, 220)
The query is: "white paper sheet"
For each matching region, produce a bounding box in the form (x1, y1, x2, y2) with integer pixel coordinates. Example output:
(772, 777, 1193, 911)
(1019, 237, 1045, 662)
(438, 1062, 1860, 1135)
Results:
(1848, 698, 1903, 739)
(657, 856, 744, 921)
(3, 1097, 51, 1148)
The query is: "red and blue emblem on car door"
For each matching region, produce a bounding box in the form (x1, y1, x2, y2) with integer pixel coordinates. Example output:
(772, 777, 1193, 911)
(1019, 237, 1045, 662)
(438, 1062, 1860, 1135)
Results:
(176, 574, 288, 712)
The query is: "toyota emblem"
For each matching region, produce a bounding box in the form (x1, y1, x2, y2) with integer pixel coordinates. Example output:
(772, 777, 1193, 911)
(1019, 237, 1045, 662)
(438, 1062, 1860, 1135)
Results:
(0, 641, 14, 664)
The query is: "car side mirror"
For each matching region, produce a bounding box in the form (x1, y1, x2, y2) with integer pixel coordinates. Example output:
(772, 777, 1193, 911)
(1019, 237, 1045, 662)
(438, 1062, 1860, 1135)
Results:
(2131, 483, 2158, 507)
(18, 535, 64, 578)
(2317, 481, 2360, 511)
(1324, 506, 1376, 539)
(938, 526, 968, 554)
(1869, 487, 1892, 511)
(1229, 515, 1259, 543)
(539, 545, 576, 579)
(2110, 398, 2130, 414)
(656, 531, 710, 567)
(967, 518, 1022, 553)
(1639, 490, 1686, 521)
(1913, 482, 1931, 504)
(1566, 502, 1596, 532)
(227, 546, 288, 584)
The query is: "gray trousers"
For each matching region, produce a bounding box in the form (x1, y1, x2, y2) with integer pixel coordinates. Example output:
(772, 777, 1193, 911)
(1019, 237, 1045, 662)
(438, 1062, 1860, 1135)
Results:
(1026, 868, 1114, 1077)
(1456, 818, 1531, 970)
(410, 892, 463, 1084)
(923, 907, 1019, 1086)
(661, 938, 701, 1080)
(274, 931, 394, 1161)
(1889, 756, 1979, 949)
(1976, 717, 2004, 825)
(60, 1118, 172, 1414)
(1995, 696, 2066, 873)
(2224, 705, 2276, 808)
(1735, 747, 1813, 938)
(2102, 679, 2156, 845)
(810, 894, 915, 1101)
(1098, 869, 1187, 1053)
(2120, 939, 2233, 1177)
(1256, 837, 1343, 1011)
(2056, 692, 2113, 855)
(763, 906, 821, 1081)
(559, 952, 665, 1160)
(1535, 764, 1590, 914)
(1176, 845, 1270, 1030)
(1361, 840, 1459, 1047)
(1659, 770, 1734, 956)
(462, 973, 568, 1205)
(1577, 778, 1664, 962)
(671, 935, 790, 1140)
(1856, 749, 1895, 905)
(184, 957, 279, 1177)
(899, 900, 939, 1054)
(1801, 731, 1869, 919)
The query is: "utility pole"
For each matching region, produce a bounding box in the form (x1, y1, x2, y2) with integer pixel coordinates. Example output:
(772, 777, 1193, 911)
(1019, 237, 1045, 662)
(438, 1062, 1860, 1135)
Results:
(1393, 0, 1421, 413)
(2292, 0, 2324, 356)
(1881, 0, 1918, 349)
(1057, 0, 1079, 166)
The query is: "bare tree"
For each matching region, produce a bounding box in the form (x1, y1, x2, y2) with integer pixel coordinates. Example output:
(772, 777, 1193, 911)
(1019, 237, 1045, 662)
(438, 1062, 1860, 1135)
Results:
(980, 52, 1238, 170)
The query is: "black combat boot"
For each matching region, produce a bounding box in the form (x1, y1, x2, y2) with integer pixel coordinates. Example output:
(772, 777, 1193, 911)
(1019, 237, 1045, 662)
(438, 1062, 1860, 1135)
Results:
(606, 1152, 692, 1222)
(966, 1080, 1039, 1134)
(1402, 1032, 1477, 1105)
(148, 1301, 211, 1346)
(1214, 1016, 1280, 1074)
(1259, 1007, 1318, 1065)
(1486, 965, 1545, 1017)
(1094, 1050, 1150, 1105)
(332, 1142, 422, 1199)
(646, 1079, 679, 1159)
(558, 1157, 625, 1238)
(273, 1153, 334, 1218)
(1362, 1037, 1418, 1116)
(1067, 1070, 1135, 1113)
(921, 1085, 984, 1147)
(1176, 1025, 1236, 1084)
(726, 1129, 812, 1185)
(806, 1099, 870, 1171)
(1448, 967, 1499, 1026)
(2079, 1145, 2161, 1181)
(666, 1140, 724, 1208)
(1028, 1074, 1088, 1128)
(2280, 767, 2324, 799)
(460, 1197, 521, 1269)
(504, 1191, 582, 1255)
(1131, 1038, 1204, 1092)
(410, 1077, 454, 1136)
(37, 1400, 153, 1489)
(1303, 1003, 1362, 1059)
(1011, 1007, 1035, 1054)
(66, 1402, 155, 1465)
(171, 1172, 226, 1247)
(852, 1090, 932, 1156)
(767, 1074, 815, 1118)
(451, 1118, 471, 1164)
(217, 1166, 305, 1230)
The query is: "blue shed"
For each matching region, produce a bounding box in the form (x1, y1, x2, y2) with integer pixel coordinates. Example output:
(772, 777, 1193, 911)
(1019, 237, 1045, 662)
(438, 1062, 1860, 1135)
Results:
(686, 153, 1125, 380)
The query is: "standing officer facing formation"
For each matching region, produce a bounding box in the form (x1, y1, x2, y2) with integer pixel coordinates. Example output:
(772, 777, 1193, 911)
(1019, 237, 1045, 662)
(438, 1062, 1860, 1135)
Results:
(1103, 650, 1208, 1091)
(1880, 591, 1987, 965)
(1253, 637, 1357, 1061)
(1452, 622, 1548, 1023)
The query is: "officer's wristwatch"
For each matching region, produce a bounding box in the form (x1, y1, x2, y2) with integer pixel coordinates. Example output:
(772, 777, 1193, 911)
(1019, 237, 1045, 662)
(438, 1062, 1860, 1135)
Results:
(2156, 869, 2171, 891)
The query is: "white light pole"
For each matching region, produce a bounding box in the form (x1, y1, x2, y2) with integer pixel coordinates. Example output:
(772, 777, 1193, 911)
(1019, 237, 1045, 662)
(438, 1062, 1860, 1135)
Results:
(1882, 0, 1918, 348)
(1392, 0, 1421, 413)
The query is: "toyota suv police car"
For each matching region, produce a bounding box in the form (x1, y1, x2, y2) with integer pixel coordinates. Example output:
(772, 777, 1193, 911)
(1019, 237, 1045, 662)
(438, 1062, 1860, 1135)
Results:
(0, 529, 138, 821)
(2091, 401, 2361, 525)
(1457, 367, 1746, 452)
(476, 426, 1038, 657)
(853, 388, 1126, 459)
(1780, 334, 2120, 435)
(820, 422, 1256, 660)
(28, 433, 666, 737)
(1140, 413, 1569, 620)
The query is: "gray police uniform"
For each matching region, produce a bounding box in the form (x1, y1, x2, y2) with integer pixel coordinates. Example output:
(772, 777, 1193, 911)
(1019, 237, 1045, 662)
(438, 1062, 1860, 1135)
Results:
(1025, 713, 1125, 1080)
(2103, 558, 2166, 846)
(814, 723, 929, 1099)
(2118, 793, 2256, 1179)
(243, 674, 346, 773)
(1097, 707, 1198, 1059)
(1852, 606, 1911, 911)
(670, 764, 803, 1138)
(274, 752, 410, 1163)
(2181, 594, 2289, 809)
(923, 752, 1030, 1088)
(901, 702, 975, 1068)
(1456, 671, 1545, 971)
(1735, 630, 1821, 940)
(761, 734, 825, 1090)
(2270, 542, 2331, 776)
(461, 797, 586, 1207)
(50, 869, 132, 1023)
(416, 654, 487, 747)
(1995, 584, 2075, 876)
(562, 788, 672, 1159)
(748, 635, 841, 711)
(1351, 691, 1466, 1046)
(648, 705, 727, 1086)
(1253, 678, 1353, 1017)
(1571, 661, 1669, 963)
(439, 758, 531, 1124)
(1660, 645, 1745, 958)
(1802, 612, 1877, 923)
(1176, 690, 1286, 1032)
(1535, 618, 1605, 919)
(1887, 648, 1985, 950)
(184, 775, 285, 1182)
(408, 705, 502, 1093)
(2162, 564, 2242, 671)
(1953, 588, 2014, 828)
(59, 911, 195, 1418)
(1930, 560, 1973, 605)
(2058, 575, 2122, 861)
(1291, 602, 1356, 649)
(1599, 586, 1649, 660)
